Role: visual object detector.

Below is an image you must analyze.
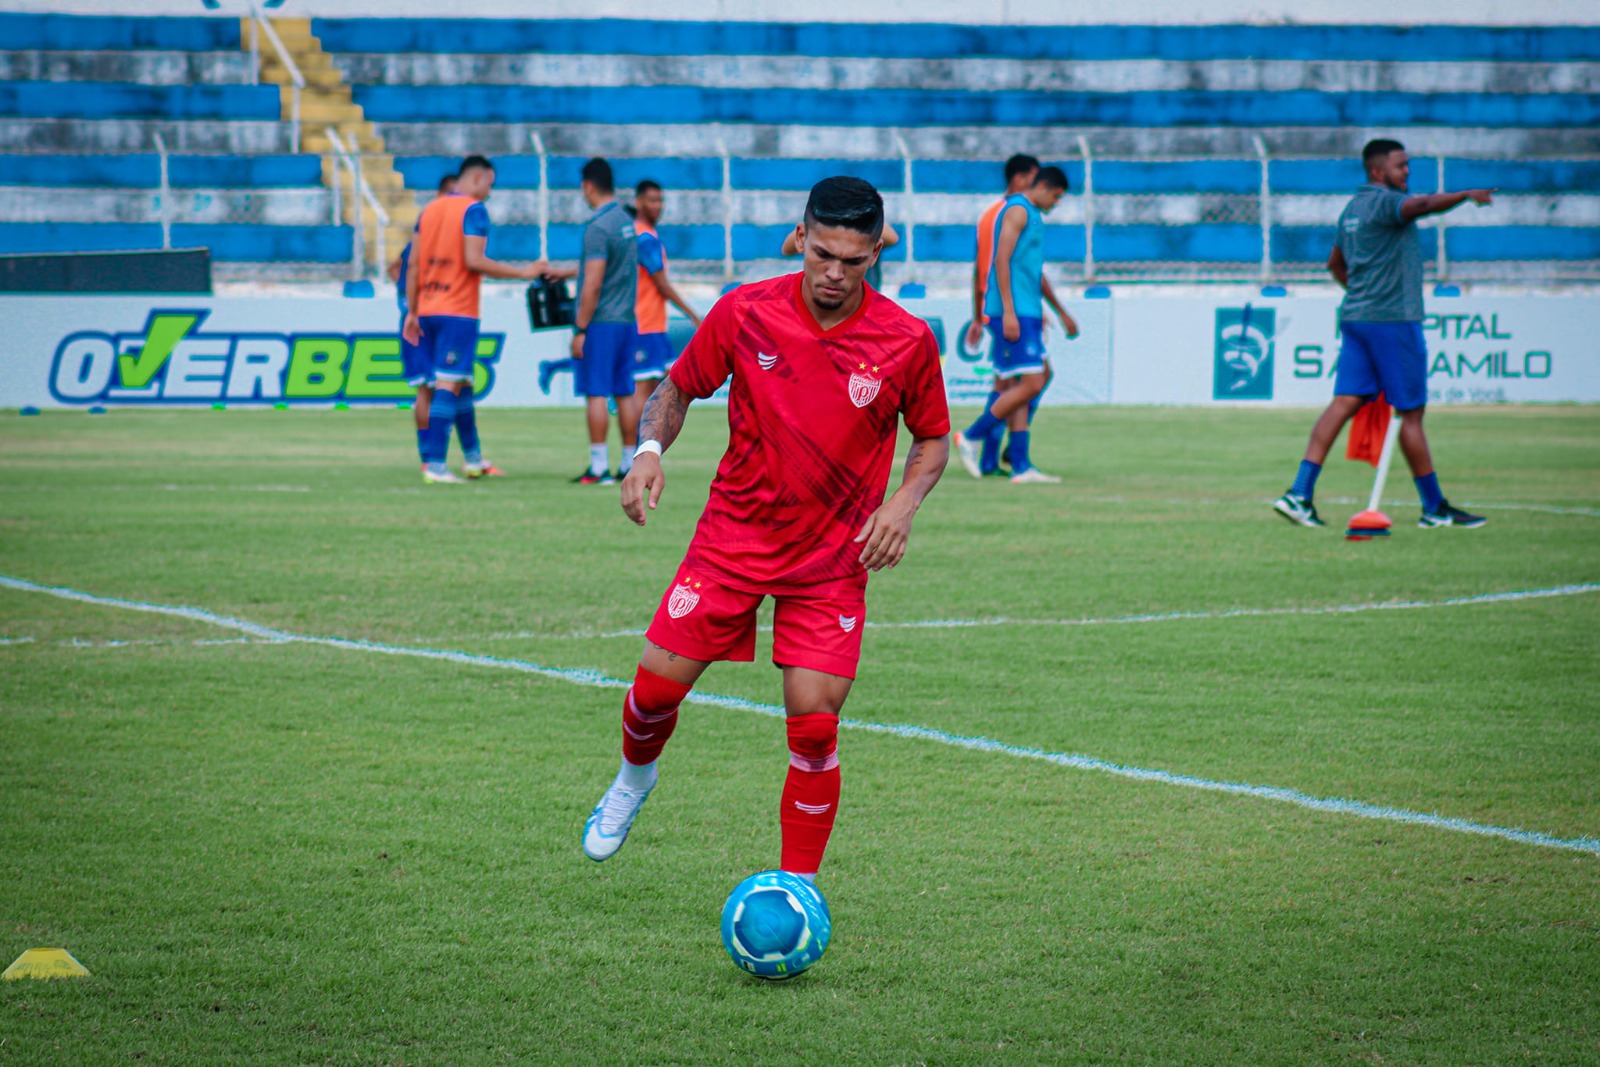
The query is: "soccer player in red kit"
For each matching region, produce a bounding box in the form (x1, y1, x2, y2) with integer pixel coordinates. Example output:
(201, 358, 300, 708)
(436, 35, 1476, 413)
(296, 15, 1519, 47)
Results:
(582, 177, 952, 882)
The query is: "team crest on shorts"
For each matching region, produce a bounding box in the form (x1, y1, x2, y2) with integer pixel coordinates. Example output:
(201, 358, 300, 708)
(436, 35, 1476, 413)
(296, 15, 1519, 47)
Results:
(847, 363, 882, 408)
(667, 578, 702, 619)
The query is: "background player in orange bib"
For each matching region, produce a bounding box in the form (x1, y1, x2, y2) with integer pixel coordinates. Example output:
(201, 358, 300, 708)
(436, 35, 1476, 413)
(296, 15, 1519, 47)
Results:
(582, 177, 951, 884)
(629, 179, 701, 404)
(402, 155, 547, 484)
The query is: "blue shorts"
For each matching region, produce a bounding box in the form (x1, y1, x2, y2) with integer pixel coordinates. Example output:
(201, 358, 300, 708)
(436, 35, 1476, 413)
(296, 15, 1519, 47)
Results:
(987, 316, 1047, 377)
(1335, 320, 1428, 412)
(631, 331, 675, 381)
(400, 312, 430, 387)
(420, 315, 479, 385)
(578, 322, 637, 398)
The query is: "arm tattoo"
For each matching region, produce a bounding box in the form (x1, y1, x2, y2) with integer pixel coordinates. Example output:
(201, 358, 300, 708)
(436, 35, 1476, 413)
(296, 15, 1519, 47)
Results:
(639, 378, 691, 448)
(902, 439, 934, 477)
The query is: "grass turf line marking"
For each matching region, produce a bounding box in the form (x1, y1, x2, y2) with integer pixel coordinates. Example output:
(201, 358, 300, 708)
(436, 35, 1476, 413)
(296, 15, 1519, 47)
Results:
(4, 573, 1597, 859)
(584, 583, 1600, 639)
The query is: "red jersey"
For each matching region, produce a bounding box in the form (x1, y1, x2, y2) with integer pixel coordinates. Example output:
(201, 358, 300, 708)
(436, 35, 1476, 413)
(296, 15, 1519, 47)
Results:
(668, 273, 950, 591)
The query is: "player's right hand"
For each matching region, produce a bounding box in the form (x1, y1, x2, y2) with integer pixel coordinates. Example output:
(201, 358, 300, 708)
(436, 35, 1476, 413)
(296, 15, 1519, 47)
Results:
(401, 313, 422, 346)
(1469, 188, 1497, 206)
(964, 320, 984, 350)
(621, 454, 664, 527)
(524, 260, 551, 279)
(1002, 312, 1020, 343)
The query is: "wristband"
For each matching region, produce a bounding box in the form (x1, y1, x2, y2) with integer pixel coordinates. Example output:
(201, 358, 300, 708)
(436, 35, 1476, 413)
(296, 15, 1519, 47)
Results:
(635, 439, 664, 459)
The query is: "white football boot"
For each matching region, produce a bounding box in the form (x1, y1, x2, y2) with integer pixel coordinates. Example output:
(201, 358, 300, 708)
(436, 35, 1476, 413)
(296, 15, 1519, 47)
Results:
(582, 770, 657, 862)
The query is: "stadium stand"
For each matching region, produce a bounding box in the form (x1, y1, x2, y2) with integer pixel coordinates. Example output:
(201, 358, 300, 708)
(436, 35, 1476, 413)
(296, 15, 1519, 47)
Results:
(1, 12, 1596, 283)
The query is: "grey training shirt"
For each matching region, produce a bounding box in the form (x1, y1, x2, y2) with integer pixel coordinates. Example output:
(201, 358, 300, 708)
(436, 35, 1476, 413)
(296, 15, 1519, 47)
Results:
(577, 200, 638, 324)
(1335, 183, 1423, 322)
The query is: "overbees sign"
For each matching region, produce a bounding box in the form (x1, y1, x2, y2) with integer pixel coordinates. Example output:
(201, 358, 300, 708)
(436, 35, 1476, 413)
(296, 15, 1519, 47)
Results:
(48, 309, 502, 405)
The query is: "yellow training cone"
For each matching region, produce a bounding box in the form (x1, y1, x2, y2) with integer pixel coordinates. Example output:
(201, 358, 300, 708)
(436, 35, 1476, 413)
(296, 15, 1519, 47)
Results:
(3, 948, 90, 980)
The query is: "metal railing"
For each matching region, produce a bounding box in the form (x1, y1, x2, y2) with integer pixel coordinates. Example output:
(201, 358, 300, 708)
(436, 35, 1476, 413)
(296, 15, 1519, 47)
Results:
(152, 130, 171, 250)
(0, 131, 1595, 286)
(326, 128, 390, 280)
(249, 3, 302, 153)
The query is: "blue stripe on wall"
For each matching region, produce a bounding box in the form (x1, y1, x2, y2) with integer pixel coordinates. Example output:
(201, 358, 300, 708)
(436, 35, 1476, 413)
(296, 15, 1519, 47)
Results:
(394, 155, 727, 191)
(0, 82, 282, 121)
(1097, 160, 1261, 193)
(168, 224, 354, 263)
(1445, 160, 1600, 193)
(0, 13, 241, 51)
(728, 158, 905, 191)
(0, 222, 164, 255)
(1271, 158, 1442, 193)
(0, 222, 352, 261)
(1447, 226, 1600, 260)
(1274, 226, 1437, 261)
(0, 155, 333, 189)
(312, 19, 1600, 61)
(352, 85, 1600, 129)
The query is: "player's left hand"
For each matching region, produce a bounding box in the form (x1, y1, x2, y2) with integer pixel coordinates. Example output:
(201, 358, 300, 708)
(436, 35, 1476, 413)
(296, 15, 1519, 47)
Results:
(402, 313, 422, 346)
(621, 453, 665, 527)
(854, 492, 918, 571)
(1059, 310, 1079, 339)
(570, 331, 585, 359)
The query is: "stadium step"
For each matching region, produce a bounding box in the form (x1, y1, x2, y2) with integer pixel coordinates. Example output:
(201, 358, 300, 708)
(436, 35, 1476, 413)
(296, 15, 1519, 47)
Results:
(245, 16, 417, 268)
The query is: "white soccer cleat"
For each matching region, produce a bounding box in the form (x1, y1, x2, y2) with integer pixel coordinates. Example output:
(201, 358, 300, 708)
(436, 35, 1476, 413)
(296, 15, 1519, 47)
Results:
(423, 467, 464, 484)
(953, 432, 984, 479)
(582, 775, 657, 862)
(1009, 467, 1062, 484)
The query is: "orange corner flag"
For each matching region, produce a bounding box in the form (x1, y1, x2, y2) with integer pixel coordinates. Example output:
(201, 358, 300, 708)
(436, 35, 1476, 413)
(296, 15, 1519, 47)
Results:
(1346, 393, 1394, 467)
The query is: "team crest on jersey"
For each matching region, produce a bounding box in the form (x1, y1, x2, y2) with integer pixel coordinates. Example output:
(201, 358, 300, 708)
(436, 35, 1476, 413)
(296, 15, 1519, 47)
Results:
(847, 362, 882, 408)
(667, 578, 702, 619)
(757, 351, 778, 371)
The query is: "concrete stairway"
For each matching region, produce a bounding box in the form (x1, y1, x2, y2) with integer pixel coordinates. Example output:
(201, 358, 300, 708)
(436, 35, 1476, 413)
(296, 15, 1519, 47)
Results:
(245, 16, 416, 269)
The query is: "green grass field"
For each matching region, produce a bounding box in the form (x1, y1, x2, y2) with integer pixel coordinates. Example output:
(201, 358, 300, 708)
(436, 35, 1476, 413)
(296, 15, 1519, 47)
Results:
(2, 405, 1597, 1065)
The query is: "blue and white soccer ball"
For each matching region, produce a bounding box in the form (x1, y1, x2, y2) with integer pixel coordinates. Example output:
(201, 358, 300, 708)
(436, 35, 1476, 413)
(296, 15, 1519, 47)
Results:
(719, 870, 831, 980)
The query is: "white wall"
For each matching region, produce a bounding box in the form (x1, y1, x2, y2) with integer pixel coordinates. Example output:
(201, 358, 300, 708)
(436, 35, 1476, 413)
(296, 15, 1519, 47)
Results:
(3, 0, 1598, 25)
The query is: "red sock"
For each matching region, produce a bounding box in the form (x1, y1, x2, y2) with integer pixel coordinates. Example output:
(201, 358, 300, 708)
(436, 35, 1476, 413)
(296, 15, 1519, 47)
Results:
(779, 712, 841, 875)
(621, 666, 690, 766)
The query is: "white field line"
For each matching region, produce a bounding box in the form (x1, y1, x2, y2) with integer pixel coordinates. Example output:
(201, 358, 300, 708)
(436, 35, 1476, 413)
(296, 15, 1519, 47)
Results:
(3, 573, 1597, 858)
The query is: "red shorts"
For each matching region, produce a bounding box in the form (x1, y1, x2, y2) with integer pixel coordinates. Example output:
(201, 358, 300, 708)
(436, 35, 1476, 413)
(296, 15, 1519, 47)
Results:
(645, 562, 868, 680)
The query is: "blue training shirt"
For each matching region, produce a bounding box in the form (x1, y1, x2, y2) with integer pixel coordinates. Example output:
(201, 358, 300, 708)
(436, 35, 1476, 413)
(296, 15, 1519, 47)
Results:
(983, 193, 1044, 319)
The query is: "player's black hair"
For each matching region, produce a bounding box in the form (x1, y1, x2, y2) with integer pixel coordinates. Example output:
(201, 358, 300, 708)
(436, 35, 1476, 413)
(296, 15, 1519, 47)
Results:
(1004, 154, 1041, 182)
(803, 176, 884, 240)
(458, 154, 494, 176)
(1033, 165, 1069, 191)
(635, 179, 662, 196)
(581, 157, 615, 193)
(436, 173, 457, 194)
(1362, 139, 1406, 170)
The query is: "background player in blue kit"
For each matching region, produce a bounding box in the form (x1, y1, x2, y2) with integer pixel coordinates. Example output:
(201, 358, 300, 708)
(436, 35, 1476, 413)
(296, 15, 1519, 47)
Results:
(570, 158, 640, 485)
(1274, 139, 1496, 529)
(629, 180, 701, 403)
(390, 172, 458, 470)
(403, 155, 547, 484)
(953, 166, 1076, 485)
